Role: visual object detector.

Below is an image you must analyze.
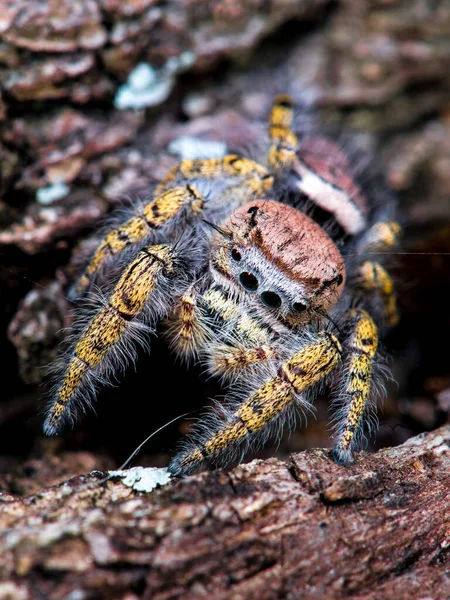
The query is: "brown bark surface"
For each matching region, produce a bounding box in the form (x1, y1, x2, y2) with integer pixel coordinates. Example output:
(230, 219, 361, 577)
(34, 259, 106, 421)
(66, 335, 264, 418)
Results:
(1, 426, 449, 600)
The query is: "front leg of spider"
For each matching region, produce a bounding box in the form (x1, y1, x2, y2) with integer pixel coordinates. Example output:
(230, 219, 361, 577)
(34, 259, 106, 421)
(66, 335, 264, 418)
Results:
(169, 330, 342, 477)
(44, 243, 190, 435)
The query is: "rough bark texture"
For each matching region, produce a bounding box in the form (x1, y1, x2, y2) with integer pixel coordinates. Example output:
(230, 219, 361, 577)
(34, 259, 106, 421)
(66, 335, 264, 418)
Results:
(1, 426, 449, 600)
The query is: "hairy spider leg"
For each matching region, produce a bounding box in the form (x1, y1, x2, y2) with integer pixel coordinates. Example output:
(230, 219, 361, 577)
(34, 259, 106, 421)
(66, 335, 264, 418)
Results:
(267, 95, 370, 235)
(267, 94, 299, 171)
(358, 261, 398, 326)
(331, 308, 378, 465)
(75, 186, 205, 296)
(168, 331, 342, 476)
(154, 155, 275, 197)
(77, 154, 278, 298)
(44, 244, 182, 435)
(356, 219, 403, 326)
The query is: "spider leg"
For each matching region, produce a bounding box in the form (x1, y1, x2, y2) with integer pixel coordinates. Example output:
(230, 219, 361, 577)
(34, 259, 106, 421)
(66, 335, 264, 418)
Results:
(77, 153, 275, 298)
(75, 186, 205, 296)
(353, 219, 402, 326)
(208, 343, 278, 382)
(154, 155, 274, 197)
(357, 220, 402, 254)
(168, 330, 342, 476)
(331, 308, 379, 465)
(267, 94, 299, 171)
(44, 243, 192, 435)
(357, 261, 398, 326)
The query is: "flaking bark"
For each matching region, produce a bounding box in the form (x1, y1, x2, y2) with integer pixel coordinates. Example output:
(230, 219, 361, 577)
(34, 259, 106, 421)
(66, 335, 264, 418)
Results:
(1, 425, 449, 600)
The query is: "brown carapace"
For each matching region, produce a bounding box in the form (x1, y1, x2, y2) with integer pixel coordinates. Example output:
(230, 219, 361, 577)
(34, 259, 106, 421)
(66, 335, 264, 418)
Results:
(229, 200, 346, 309)
(44, 95, 401, 476)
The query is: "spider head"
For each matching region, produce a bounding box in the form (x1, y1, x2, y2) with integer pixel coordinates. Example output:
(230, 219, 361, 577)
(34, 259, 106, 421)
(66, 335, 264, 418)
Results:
(210, 200, 346, 325)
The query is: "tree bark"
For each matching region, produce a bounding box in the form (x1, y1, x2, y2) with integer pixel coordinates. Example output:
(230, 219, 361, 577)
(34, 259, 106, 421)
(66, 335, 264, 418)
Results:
(1, 425, 449, 600)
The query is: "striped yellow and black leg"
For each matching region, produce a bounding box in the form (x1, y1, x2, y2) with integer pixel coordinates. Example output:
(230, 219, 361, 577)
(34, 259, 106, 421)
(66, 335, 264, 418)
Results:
(154, 155, 274, 198)
(332, 308, 379, 465)
(75, 186, 205, 297)
(267, 94, 299, 171)
(357, 261, 398, 326)
(44, 244, 178, 435)
(355, 220, 402, 326)
(169, 331, 342, 476)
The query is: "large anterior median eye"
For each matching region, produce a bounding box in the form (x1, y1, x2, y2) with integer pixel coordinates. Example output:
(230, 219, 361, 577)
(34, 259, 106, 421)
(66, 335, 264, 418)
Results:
(261, 291, 282, 308)
(239, 272, 259, 291)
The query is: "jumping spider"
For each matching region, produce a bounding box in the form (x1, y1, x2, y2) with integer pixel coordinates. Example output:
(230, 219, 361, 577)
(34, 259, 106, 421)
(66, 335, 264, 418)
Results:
(44, 95, 401, 476)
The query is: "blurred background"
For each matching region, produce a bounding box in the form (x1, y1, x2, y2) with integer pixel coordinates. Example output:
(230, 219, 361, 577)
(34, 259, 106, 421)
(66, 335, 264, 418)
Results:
(0, 0, 449, 496)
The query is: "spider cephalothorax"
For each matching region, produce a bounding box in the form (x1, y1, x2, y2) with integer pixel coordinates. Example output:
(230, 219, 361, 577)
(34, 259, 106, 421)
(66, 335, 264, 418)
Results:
(211, 200, 346, 324)
(44, 95, 401, 475)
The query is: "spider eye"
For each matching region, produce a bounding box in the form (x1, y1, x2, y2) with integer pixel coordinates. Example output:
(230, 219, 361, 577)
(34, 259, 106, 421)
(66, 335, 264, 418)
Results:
(336, 274, 343, 286)
(261, 291, 282, 308)
(231, 248, 242, 262)
(293, 302, 307, 313)
(239, 272, 259, 291)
